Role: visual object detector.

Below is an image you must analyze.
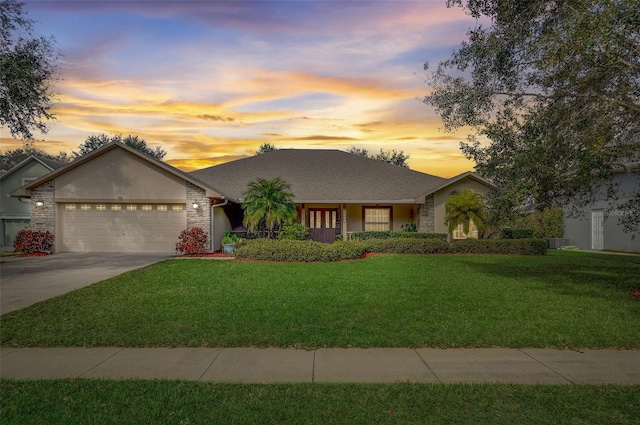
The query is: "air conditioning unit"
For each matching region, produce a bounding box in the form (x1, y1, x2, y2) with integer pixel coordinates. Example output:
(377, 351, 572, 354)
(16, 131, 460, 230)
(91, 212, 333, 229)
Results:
(548, 238, 569, 249)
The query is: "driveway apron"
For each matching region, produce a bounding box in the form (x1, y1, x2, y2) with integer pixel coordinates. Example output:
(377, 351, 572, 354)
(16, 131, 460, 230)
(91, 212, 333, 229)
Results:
(0, 253, 171, 314)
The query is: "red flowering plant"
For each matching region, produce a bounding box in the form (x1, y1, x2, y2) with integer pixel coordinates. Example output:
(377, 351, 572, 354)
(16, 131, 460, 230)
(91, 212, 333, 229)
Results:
(13, 230, 55, 255)
(175, 227, 208, 255)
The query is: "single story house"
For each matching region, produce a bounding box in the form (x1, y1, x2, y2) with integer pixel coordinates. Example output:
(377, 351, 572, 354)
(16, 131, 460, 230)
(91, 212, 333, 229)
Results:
(13, 142, 492, 253)
(563, 168, 639, 252)
(0, 155, 65, 248)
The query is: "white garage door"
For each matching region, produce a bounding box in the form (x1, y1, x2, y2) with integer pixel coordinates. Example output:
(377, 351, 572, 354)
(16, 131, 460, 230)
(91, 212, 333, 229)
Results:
(60, 203, 186, 253)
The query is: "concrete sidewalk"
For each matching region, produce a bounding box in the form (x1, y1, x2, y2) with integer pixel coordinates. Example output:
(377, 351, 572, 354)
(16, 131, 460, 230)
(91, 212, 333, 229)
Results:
(1, 347, 639, 384)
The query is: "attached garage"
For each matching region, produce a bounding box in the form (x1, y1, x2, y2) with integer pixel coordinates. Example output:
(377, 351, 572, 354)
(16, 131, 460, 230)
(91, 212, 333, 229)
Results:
(58, 203, 186, 253)
(15, 142, 222, 254)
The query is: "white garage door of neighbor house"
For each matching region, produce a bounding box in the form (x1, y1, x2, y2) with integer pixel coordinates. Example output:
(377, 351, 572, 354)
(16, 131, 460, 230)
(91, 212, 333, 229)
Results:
(60, 203, 186, 253)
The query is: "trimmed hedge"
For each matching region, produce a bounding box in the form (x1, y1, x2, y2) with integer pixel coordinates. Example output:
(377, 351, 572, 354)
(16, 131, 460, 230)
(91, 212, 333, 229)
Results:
(360, 238, 449, 254)
(350, 231, 447, 241)
(451, 239, 548, 255)
(502, 228, 534, 239)
(235, 239, 366, 262)
(235, 237, 547, 261)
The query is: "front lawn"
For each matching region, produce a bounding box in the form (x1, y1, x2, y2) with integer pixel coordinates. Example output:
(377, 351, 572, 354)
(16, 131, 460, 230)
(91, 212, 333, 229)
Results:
(2, 380, 639, 425)
(1, 251, 639, 348)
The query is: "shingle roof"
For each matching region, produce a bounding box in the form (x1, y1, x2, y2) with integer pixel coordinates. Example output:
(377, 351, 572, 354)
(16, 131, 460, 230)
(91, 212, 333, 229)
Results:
(191, 149, 448, 203)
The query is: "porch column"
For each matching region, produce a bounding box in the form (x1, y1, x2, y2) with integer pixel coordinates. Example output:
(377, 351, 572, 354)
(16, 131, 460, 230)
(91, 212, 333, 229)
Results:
(342, 204, 347, 240)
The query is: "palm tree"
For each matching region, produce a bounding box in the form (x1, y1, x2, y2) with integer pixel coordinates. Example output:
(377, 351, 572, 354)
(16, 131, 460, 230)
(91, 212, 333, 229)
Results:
(444, 189, 487, 240)
(242, 177, 297, 238)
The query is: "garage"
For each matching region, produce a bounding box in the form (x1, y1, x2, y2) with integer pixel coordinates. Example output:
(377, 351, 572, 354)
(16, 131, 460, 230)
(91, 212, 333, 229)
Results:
(58, 203, 186, 253)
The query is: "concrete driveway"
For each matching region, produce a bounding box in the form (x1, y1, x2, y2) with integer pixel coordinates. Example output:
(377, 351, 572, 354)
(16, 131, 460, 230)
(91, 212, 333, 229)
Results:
(0, 253, 172, 314)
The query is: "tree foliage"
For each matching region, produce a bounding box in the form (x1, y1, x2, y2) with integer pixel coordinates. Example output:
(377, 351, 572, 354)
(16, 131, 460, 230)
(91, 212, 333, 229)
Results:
(255, 143, 278, 155)
(347, 146, 411, 167)
(1, 0, 59, 140)
(74, 134, 167, 160)
(242, 177, 297, 238)
(424, 0, 640, 229)
(0, 143, 70, 172)
(444, 189, 487, 237)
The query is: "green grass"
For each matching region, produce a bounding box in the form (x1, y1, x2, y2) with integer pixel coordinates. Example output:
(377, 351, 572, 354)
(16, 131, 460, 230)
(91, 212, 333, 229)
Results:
(1, 251, 639, 348)
(2, 380, 639, 425)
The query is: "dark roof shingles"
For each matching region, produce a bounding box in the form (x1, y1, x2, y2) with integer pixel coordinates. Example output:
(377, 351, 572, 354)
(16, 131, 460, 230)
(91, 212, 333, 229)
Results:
(191, 149, 446, 202)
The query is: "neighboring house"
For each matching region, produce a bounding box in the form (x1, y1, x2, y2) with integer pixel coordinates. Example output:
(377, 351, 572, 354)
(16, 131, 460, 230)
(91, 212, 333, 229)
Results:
(13, 143, 492, 253)
(563, 169, 639, 252)
(0, 156, 65, 248)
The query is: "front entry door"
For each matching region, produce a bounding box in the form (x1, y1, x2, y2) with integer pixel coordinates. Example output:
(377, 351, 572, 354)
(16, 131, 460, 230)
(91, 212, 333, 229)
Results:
(309, 209, 339, 243)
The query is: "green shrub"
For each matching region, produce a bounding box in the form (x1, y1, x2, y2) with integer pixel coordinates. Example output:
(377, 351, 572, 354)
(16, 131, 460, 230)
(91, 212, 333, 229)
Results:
(13, 229, 54, 254)
(501, 228, 534, 239)
(401, 223, 417, 232)
(235, 237, 546, 262)
(278, 223, 311, 240)
(514, 207, 564, 238)
(360, 238, 450, 254)
(451, 239, 548, 255)
(235, 239, 366, 262)
(351, 231, 447, 241)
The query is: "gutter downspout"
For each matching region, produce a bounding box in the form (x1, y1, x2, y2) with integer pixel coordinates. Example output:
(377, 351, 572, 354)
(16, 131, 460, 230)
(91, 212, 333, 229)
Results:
(210, 199, 228, 252)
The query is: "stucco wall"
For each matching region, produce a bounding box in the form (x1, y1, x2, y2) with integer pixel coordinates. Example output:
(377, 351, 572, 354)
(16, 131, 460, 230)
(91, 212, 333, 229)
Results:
(55, 149, 187, 202)
(1, 159, 52, 218)
(433, 178, 491, 235)
(564, 173, 639, 252)
(212, 204, 232, 250)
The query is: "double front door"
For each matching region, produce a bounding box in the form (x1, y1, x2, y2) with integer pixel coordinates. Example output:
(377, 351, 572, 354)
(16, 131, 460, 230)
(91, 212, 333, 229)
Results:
(308, 209, 340, 243)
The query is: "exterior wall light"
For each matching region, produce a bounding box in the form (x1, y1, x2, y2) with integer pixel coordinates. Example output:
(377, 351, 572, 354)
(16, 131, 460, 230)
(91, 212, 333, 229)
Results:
(192, 201, 199, 209)
(35, 199, 45, 207)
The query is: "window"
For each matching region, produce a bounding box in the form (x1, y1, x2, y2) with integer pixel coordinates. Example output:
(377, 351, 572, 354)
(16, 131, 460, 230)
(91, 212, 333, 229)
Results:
(96, 204, 106, 211)
(157, 205, 167, 212)
(363, 207, 392, 231)
(453, 221, 479, 240)
(80, 204, 91, 211)
(126, 205, 137, 211)
(65, 204, 76, 211)
(142, 205, 152, 211)
(172, 205, 184, 212)
(111, 205, 121, 211)
(309, 209, 338, 229)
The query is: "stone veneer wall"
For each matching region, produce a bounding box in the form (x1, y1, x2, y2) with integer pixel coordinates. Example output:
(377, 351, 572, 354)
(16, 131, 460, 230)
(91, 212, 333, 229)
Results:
(186, 182, 210, 233)
(30, 180, 55, 234)
(417, 194, 435, 233)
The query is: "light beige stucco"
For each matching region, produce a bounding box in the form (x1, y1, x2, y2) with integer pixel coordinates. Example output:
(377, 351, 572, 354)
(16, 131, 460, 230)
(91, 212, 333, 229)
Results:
(433, 177, 491, 235)
(55, 149, 187, 202)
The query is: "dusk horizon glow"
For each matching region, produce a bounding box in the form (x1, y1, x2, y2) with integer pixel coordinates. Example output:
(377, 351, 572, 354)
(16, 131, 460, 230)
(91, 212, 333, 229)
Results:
(2, 0, 483, 178)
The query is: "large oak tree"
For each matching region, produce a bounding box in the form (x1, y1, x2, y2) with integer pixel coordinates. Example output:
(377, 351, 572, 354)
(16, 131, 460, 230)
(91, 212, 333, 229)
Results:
(1, 0, 58, 140)
(424, 0, 640, 230)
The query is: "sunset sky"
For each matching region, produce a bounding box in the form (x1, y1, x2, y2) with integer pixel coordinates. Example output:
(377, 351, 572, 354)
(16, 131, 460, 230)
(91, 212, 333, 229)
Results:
(3, 0, 482, 177)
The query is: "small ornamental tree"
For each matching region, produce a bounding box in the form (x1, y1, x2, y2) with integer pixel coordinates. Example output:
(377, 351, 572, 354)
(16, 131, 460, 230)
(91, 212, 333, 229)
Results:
(175, 228, 208, 255)
(242, 177, 297, 238)
(13, 229, 54, 254)
(444, 189, 487, 239)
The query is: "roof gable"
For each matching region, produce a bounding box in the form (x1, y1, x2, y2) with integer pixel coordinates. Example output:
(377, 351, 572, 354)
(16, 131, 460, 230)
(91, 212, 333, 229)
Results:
(13, 142, 223, 198)
(0, 155, 61, 182)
